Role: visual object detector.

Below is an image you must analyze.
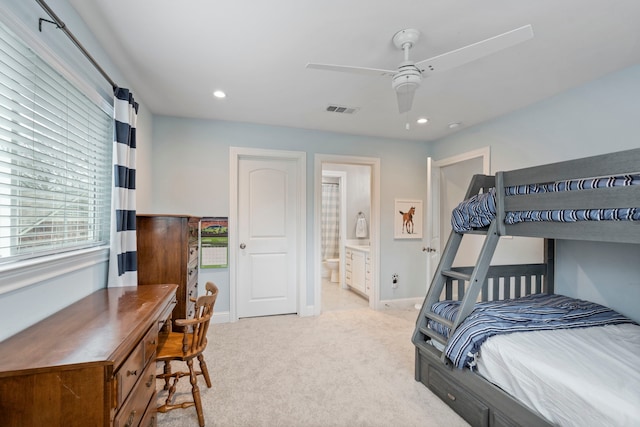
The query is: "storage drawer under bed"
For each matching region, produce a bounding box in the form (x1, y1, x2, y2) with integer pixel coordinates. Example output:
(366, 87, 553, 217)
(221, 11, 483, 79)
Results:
(426, 364, 489, 427)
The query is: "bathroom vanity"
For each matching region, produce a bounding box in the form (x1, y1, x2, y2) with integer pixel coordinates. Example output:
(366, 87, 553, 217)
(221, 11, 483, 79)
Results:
(344, 244, 371, 297)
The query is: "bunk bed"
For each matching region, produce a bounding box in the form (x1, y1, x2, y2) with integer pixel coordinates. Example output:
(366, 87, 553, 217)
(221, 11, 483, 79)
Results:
(412, 148, 640, 427)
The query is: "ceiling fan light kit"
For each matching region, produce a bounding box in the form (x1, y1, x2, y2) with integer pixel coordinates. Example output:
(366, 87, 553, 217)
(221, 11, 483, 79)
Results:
(306, 24, 533, 117)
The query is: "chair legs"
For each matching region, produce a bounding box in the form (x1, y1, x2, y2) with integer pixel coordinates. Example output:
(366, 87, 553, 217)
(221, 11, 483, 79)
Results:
(162, 361, 172, 390)
(156, 357, 212, 427)
(188, 359, 205, 427)
(198, 354, 212, 388)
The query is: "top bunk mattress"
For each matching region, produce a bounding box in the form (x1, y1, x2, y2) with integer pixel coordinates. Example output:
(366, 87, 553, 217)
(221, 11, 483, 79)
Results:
(451, 174, 640, 233)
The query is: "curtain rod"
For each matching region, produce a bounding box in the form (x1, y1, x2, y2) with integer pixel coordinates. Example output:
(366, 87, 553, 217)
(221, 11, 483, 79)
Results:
(35, 0, 118, 91)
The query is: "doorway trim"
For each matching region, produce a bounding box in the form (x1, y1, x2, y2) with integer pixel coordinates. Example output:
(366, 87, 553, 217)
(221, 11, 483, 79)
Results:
(229, 147, 307, 322)
(424, 146, 490, 295)
(314, 154, 381, 314)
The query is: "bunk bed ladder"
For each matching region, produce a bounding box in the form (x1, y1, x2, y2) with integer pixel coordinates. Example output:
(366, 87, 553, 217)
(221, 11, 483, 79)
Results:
(412, 174, 500, 364)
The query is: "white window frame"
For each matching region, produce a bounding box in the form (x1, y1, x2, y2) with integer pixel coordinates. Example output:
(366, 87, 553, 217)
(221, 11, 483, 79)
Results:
(0, 8, 112, 295)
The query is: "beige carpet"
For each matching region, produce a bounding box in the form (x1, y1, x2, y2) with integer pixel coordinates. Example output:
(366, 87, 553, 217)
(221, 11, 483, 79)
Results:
(156, 282, 469, 427)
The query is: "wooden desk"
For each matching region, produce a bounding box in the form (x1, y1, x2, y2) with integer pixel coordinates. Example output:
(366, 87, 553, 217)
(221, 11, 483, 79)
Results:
(0, 284, 177, 427)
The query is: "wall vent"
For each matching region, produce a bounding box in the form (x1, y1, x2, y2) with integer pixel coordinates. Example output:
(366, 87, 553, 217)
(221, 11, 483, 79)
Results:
(326, 104, 358, 114)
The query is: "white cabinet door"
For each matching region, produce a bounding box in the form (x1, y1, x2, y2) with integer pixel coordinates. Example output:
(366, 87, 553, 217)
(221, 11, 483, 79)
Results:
(351, 250, 366, 294)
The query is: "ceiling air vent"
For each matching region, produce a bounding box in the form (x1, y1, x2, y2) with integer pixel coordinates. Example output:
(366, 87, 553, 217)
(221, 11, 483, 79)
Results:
(326, 104, 358, 114)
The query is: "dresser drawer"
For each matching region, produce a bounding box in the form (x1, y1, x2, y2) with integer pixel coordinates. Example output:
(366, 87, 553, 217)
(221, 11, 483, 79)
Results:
(115, 325, 156, 409)
(187, 264, 198, 285)
(188, 244, 199, 266)
(143, 322, 159, 366)
(113, 360, 156, 427)
(139, 398, 158, 427)
(428, 366, 489, 427)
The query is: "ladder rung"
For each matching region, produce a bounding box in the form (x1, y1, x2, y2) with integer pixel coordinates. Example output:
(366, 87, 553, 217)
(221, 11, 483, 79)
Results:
(462, 227, 489, 235)
(424, 312, 453, 330)
(419, 326, 448, 347)
(442, 270, 471, 281)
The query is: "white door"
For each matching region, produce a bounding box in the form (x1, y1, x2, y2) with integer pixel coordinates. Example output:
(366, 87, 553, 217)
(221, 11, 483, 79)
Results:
(425, 157, 441, 291)
(237, 156, 298, 318)
(425, 148, 490, 297)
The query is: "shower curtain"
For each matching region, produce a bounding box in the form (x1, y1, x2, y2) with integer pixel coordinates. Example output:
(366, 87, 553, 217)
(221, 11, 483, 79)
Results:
(321, 183, 340, 260)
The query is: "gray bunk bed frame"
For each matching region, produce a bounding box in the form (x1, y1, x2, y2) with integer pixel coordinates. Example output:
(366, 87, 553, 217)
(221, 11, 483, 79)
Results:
(412, 147, 640, 427)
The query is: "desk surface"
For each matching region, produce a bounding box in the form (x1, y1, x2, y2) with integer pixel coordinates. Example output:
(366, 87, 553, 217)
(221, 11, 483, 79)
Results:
(0, 284, 177, 376)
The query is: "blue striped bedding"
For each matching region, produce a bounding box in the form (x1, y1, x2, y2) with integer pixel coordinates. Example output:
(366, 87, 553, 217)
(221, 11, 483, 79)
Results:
(429, 294, 637, 369)
(451, 175, 640, 233)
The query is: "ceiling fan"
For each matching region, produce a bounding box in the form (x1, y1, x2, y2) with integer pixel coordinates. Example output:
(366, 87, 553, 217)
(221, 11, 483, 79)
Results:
(306, 25, 534, 114)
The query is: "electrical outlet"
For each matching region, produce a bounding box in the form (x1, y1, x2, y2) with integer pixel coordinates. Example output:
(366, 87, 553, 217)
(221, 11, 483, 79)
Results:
(392, 274, 399, 288)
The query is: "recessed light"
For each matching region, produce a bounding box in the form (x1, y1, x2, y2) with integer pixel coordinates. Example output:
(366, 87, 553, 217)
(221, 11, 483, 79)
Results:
(213, 90, 226, 98)
(448, 122, 461, 129)
(416, 117, 428, 124)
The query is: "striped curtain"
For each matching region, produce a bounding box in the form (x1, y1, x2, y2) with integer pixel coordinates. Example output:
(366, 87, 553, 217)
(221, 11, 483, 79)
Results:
(321, 183, 340, 260)
(108, 88, 138, 287)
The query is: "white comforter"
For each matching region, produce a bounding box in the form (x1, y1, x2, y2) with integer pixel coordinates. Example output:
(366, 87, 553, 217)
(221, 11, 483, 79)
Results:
(476, 323, 640, 427)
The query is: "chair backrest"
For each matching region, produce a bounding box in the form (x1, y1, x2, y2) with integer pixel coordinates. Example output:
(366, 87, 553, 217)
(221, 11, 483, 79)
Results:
(175, 287, 218, 355)
(190, 293, 217, 354)
(205, 281, 218, 297)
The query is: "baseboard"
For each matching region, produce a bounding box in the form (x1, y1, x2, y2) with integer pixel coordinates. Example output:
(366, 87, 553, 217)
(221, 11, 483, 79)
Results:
(299, 305, 315, 317)
(212, 311, 231, 324)
(379, 297, 423, 311)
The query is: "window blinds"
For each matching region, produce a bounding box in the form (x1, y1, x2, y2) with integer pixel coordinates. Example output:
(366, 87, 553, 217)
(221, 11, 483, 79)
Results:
(0, 20, 112, 263)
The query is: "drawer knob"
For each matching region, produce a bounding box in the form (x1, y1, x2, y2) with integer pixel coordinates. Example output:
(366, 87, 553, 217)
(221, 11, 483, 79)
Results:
(447, 392, 456, 401)
(126, 369, 138, 377)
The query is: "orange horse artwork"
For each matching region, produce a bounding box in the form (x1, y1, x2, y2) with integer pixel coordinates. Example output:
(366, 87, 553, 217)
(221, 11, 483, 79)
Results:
(399, 206, 415, 234)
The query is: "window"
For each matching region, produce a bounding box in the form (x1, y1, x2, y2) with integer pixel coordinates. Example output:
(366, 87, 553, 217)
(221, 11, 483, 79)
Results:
(0, 20, 112, 264)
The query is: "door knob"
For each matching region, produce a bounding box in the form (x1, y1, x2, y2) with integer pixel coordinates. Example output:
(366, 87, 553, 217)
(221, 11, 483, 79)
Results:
(240, 243, 246, 249)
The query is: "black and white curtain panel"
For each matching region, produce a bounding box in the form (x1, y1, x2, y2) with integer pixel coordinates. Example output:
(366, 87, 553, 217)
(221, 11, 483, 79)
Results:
(108, 88, 138, 287)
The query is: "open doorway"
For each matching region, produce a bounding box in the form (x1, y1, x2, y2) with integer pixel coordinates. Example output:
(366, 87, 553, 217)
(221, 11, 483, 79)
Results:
(313, 154, 380, 315)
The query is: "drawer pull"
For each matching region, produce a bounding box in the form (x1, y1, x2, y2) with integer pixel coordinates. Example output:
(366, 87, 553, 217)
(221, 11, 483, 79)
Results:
(146, 374, 155, 387)
(447, 392, 456, 401)
(126, 369, 138, 377)
(125, 410, 136, 427)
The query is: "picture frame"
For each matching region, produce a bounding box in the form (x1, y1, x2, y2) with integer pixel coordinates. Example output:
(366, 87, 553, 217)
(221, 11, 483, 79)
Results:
(394, 199, 423, 239)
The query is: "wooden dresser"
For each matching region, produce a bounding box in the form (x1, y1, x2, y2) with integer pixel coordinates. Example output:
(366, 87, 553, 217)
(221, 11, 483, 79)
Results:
(0, 284, 177, 427)
(136, 215, 200, 328)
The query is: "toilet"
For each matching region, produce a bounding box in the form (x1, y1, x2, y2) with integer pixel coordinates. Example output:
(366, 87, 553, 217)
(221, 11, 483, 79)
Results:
(324, 258, 340, 283)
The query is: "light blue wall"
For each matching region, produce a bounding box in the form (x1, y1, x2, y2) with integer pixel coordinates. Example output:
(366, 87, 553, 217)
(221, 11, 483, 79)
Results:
(429, 64, 640, 322)
(149, 117, 431, 311)
(1, 0, 638, 340)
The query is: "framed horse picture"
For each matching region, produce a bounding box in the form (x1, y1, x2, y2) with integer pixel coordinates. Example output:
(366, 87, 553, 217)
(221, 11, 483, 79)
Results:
(394, 199, 423, 239)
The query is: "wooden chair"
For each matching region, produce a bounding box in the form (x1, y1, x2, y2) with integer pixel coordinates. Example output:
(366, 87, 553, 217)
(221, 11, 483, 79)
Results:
(156, 283, 219, 426)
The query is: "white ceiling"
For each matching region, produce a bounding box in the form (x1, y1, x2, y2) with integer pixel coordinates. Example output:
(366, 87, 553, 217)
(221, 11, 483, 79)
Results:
(68, 0, 640, 142)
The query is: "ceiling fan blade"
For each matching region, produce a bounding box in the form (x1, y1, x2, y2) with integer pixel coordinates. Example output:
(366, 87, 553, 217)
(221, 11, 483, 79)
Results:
(414, 24, 533, 73)
(396, 86, 416, 114)
(306, 63, 396, 77)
